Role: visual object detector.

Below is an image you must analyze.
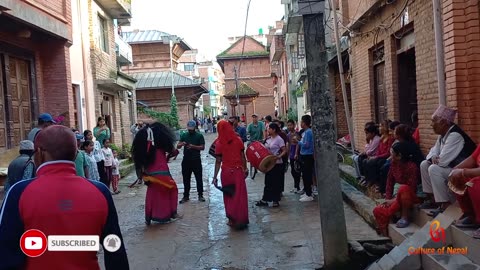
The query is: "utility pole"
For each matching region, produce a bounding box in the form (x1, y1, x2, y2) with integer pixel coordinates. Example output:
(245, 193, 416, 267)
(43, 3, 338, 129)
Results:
(331, 0, 355, 153)
(234, 65, 239, 115)
(303, 12, 349, 268)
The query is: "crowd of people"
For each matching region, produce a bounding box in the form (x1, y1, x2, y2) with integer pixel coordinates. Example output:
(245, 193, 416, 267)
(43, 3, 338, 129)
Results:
(0, 117, 129, 269)
(354, 105, 480, 239)
(5, 114, 121, 196)
(2, 103, 480, 269)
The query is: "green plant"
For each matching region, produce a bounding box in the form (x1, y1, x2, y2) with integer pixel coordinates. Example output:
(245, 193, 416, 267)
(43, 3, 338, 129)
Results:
(203, 105, 212, 116)
(138, 107, 180, 129)
(170, 94, 180, 129)
(287, 108, 298, 122)
(110, 143, 131, 160)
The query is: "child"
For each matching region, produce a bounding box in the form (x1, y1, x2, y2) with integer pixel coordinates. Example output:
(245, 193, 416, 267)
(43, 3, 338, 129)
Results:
(112, 150, 121, 195)
(373, 141, 419, 236)
(102, 139, 114, 190)
(82, 140, 100, 181)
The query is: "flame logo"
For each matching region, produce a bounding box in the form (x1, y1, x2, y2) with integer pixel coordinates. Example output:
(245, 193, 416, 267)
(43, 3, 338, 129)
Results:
(429, 220, 446, 244)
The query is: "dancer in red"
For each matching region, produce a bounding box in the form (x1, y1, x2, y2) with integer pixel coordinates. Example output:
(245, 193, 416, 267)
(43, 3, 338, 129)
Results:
(131, 122, 178, 225)
(373, 142, 419, 236)
(212, 120, 249, 229)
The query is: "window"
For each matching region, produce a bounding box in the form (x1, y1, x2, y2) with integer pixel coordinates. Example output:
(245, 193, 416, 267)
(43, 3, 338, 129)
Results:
(98, 15, 108, 53)
(291, 51, 299, 70)
(298, 34, 305, 58)
(72, 84, 80, 130)
(184, 63, 194, 71)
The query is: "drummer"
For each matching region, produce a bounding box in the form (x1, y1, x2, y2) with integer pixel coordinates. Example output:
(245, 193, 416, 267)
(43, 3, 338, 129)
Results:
(448, 144, 480, 239)
(255, 123, 287, 208)
(247, 114, 265, 145)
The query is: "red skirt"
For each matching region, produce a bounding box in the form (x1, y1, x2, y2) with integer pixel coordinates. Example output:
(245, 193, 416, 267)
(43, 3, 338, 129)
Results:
(456, 177, 480, 224)
(373, 185, 418, 232)
(145, 179, 178, 223)
(221, 167, 249, 226)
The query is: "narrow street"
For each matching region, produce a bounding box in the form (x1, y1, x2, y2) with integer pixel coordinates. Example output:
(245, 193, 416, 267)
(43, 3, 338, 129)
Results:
(100, 133, 382, 270)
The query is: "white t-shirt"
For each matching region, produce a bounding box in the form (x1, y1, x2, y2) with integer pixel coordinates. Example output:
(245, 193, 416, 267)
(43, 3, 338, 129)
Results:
(112, 158, 120, 176)
(102, 147, 114, 167)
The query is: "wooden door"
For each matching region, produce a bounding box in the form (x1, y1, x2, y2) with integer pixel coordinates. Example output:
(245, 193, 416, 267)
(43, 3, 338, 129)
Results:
(8, 57, 32, 146)
(374, 63, 387, 123)
(0, 58, 6, 151)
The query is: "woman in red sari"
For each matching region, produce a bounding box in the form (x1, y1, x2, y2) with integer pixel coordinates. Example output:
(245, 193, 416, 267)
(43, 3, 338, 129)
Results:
(373, 141, 420, 236)
(449, 144, 480, 239)
(132, 122, 179, 225)
(212, 120, 249, 230)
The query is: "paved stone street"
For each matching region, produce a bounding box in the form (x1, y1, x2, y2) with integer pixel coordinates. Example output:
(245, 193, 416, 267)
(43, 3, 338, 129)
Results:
(98, 133, 383, 270)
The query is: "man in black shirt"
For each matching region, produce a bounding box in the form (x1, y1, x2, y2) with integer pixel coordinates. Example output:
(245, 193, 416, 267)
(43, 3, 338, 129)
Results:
(177, 120, 206, 203)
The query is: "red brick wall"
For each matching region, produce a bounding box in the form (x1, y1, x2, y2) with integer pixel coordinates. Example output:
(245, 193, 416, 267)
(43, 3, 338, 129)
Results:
(228, 37, 266, 54)
(350, 0, 437, 152)
(223, 57, 275, 119)
(443, 0, 480, 143)
(24, 0, 69, 22)
(136, 87, 202, 127)
(38, 41, 74, 126)
(0, 14, 73, 127)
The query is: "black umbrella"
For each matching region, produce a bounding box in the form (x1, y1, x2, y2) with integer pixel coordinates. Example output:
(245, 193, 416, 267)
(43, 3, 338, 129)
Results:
(214, 183, 236, 197)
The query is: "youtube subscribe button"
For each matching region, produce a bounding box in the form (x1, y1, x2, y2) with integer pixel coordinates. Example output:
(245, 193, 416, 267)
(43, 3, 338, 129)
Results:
(48, 235, 100, 251)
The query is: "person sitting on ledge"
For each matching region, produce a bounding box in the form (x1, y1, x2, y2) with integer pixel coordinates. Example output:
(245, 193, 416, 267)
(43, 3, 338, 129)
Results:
(448, 144, 480, 239)
(373, 142, 420, 236)
(419, 105, 476, 217)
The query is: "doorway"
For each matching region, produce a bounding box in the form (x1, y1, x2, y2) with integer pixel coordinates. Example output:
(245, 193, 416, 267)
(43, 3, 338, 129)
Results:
(0, 53, 34, 150)
(373, 62, 387, 123)
(397, 48, 417, 125)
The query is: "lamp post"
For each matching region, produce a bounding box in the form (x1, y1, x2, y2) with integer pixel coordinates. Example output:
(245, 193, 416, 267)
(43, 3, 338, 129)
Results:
(170, 39, 175, 96)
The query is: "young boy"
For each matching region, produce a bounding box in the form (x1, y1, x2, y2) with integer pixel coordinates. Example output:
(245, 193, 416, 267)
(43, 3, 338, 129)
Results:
(111, 150, 121, 195)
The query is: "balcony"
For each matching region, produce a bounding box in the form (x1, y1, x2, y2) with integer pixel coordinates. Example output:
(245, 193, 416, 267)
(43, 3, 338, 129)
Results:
(271, 61, 280, 77)
(96, 0, 132, 21)
(270, 35, 285, 62)
(115, 31, 132, 65)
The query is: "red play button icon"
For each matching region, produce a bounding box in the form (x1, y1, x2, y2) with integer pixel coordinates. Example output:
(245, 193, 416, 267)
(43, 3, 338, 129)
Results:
(20, 229, 47, 257)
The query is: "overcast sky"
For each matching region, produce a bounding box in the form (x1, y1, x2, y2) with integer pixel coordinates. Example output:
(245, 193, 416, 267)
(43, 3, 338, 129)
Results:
(125, 0, 285, 60)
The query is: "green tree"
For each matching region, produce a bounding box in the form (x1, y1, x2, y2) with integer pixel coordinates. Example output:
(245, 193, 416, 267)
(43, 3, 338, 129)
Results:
(170, 94, 180, 129)
(203, 105, 212, 117)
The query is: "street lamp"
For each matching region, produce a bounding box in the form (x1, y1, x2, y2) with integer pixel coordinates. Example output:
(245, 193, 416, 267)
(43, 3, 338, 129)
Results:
(170, 39, 175, 96)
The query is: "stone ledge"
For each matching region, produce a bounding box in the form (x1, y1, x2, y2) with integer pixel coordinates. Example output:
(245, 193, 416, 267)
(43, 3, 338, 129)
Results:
(340, 179, 377, 229)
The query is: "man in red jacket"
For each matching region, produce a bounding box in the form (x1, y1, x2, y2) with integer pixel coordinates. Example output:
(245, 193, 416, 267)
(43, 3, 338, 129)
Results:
(0, 125, 129, 270)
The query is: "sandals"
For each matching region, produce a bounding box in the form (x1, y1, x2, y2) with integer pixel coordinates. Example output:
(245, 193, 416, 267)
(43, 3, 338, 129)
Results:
(255, 200, 268, 207)
(455, 216, 480, 228)
(396, 218, 410, 228)
(427, 208, 443, 217)
(473, 228, 480, 239)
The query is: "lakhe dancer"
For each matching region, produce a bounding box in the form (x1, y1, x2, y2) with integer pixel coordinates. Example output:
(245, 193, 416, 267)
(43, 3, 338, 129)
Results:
(131, 122, 179, 225)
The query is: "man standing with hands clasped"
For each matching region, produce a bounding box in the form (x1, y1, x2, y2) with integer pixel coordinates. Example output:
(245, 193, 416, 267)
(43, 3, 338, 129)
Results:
(177, 120, 206, 203)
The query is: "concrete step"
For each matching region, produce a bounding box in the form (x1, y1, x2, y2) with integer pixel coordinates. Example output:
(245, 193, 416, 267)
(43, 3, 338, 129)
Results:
(412, 208, 434, 228)
(422, 253, 480, 270)
(450, 226, 480, 265)
(388, 222, 421, 245)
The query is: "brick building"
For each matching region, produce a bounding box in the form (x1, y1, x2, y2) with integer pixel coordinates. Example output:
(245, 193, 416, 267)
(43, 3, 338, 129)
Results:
(83, 0, 136, 146)
(122, 30, 207, 126)
(335, 0, 480, 152)
(132, 72, 207, 126)
(0, 0, 73, 167)
(217, 36, 275, 121)
(333, 0, 436, 151)
(69, 0, 136, 147)
(270, 21, 289, 118)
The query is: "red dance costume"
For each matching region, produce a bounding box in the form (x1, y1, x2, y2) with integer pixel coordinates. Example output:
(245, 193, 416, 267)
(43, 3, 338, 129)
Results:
(144, 149, 178, 223)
